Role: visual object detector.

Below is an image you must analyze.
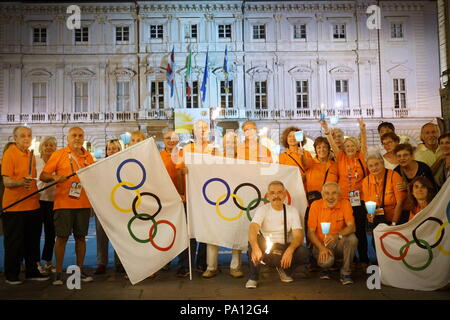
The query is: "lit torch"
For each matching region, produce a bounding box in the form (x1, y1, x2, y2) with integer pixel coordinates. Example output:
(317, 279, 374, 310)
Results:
(260, 234, 273, 265)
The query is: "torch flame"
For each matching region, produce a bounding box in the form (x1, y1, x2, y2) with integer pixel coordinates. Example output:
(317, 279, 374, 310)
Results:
(264, 235, 273, 254)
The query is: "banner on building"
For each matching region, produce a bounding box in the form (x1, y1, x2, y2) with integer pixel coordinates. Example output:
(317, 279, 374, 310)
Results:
(77, 138, 187, 285)
(174, 108, 210, 134)
(186, 156, 308, 251)
(373, 179, 450, 291)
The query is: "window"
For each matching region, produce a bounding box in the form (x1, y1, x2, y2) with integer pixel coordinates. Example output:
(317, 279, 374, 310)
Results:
(149, 81, 164, 109)
(75, 27, 89, 44)
(74, 82, 88, 112)
(335, 80, 349, 108)
(255, 81, 267, 109)
(218, 24, 232, 39)
(184, 24, 197, 40)
(391, 23, 403, 39)
(150, 25, 163, 39)
(32, 82, 47, 113)
(186, 81, 199, 108)
(116, 26, 129, 43)
(253, 25, 266, 40)
(333, 24, 346, 39)
(116, 81, 130, 111)
(33, 28, 47, 44)
(293, 24, 306, 40)
(393, 78, 406, 108)
(220, 80, 233, 108)
(296, 81, 308, 109)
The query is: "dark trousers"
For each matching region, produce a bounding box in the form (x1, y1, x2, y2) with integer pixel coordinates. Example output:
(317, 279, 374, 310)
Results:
(352, 204, 369, 263)
(178, 239, 206, 270)
(2, 210, 41, 280)
(247, 236, 309, 281)
(39, 201, 55, 262)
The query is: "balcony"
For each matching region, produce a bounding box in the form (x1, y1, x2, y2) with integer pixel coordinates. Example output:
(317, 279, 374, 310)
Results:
(392, 108, 409, 118)
(0, 107, 383, 125)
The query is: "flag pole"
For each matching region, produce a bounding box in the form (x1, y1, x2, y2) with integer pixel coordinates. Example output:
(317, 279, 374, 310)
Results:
(0, 172, 76, 215)
(185, 179, 193, 281)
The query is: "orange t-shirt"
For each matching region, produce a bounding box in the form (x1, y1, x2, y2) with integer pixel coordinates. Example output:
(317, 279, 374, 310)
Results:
(305, 158, 338, 193)
(42, 146, 94, 210)
(336, 151, 368, 199)
(1, 144, 40, 212)
(308, 198, 355, 243)
(409, 204, 425, 221)
(236, 141, 272, 163)
(361, 169, 407, 222)
(160, 148, 181, 193)
(278, 149, 312, 175)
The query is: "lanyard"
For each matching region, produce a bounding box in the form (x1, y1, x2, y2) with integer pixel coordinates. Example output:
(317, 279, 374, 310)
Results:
(374, 170, 389, 208)
(69, 153, 83, 174)
(347, 158, 359, 189)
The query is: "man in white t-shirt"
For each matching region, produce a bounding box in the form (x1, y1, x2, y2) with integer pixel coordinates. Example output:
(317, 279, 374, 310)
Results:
(246, 181, 309, 289)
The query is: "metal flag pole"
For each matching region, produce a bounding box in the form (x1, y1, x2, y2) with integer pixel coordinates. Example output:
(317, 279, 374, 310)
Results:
(0, 172, 76, 215)
(185, 180, 193, 281)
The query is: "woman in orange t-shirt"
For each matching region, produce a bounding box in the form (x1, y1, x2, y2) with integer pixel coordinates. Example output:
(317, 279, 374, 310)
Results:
(278, 126, 312, 182)
(321, 119, 369, 267)
(302, 136, 338, 241)
(407, 176, 435, 221)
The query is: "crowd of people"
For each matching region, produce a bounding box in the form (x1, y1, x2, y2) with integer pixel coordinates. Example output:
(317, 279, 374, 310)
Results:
(0, 118, 449, 289)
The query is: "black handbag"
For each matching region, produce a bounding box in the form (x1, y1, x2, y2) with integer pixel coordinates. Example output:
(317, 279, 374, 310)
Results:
(306, 168, 329, 205)
(259, 204, 290, 267)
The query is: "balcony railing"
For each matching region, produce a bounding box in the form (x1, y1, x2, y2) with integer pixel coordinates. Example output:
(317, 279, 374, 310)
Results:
(0, 107, 394, 124)
(392, 108, 409, 118)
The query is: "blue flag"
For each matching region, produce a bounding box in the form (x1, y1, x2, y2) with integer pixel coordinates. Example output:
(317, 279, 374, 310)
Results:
(223, 46, 229, 94)
(201, 50, 209, 102)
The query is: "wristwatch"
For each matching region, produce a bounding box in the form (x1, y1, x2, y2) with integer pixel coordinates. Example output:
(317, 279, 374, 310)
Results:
(338, 233, 343, 240)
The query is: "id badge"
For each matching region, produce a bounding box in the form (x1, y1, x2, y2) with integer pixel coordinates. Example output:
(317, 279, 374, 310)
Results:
(375, 208, 385, 215)
(69, 182, 82, 199)
(349, 190, 361, 207)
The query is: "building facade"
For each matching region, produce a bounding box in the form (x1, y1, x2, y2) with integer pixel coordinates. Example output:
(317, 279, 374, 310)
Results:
(0, 0, 442, 155)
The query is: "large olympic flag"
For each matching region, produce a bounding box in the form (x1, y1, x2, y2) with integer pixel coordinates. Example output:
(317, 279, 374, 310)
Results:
(373, 179, 450, 291)
(77, 138, 188, 284)
(186, 155, 308, 251)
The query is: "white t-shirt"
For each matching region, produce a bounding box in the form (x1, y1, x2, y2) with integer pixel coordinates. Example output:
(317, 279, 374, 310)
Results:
(36, 156, 56, 202)
(251, 204, 302, 244)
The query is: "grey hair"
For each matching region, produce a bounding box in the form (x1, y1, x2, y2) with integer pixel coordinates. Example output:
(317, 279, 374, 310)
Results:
(13, 126, 31, 137)
(39, 136, 57, 154)
(268, 180, 285, 190)
(321, 182, 341, 193)
(365, 152, 384, 163)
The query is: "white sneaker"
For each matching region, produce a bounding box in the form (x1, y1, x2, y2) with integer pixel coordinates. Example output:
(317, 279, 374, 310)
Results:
(276, 267, 294, 283)
(245, 279, 258, 289)
(37, 263, 48, 275)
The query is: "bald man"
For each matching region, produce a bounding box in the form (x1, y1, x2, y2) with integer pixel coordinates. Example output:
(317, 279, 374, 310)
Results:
(40, 127, 94, 285)
(415, 123, 442, 168)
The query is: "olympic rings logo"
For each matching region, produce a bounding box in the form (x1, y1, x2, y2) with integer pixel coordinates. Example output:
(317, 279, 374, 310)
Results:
(202, 178, 292, 222)
(110, 158, 176, 251)
(379, 202, 450, 271)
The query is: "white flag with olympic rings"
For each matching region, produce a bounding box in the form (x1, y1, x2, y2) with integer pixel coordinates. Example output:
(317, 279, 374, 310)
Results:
(186, 155, 308, 251)
(373, 178, 450, 291)
(77, 138, 188, 285)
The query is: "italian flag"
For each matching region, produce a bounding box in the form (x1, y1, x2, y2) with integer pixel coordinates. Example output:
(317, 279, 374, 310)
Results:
(185, 48, 193, 99)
